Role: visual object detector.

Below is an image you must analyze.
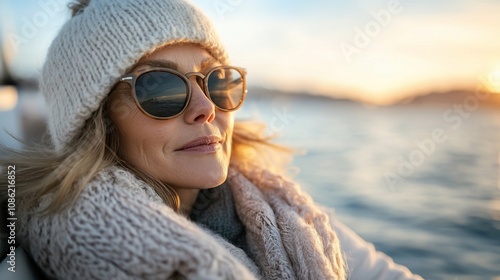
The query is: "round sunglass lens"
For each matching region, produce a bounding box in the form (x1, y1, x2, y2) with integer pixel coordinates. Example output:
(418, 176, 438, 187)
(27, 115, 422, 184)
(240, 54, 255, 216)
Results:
(135, 71, 188, 118)
(207, 68, 244, 110)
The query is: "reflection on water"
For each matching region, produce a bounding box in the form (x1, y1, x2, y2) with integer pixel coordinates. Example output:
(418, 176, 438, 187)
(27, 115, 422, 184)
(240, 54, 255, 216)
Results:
(491, 197, 500, 222)
(1, 90, 499, 279)
(238, 95, 500, 280)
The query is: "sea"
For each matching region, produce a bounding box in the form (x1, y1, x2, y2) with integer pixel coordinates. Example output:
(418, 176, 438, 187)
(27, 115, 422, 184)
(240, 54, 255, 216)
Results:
(1, 89, 499, 280)
(238, 92, 500, 280)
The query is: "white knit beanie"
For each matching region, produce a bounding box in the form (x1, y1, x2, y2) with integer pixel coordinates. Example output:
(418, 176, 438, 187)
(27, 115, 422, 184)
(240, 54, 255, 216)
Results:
(41, 0, 228, 150)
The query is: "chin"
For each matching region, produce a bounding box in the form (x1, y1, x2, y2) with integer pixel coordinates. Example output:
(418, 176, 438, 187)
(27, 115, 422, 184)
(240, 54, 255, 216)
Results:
(205, 161, 229, 186)
(176, 159, 229, 189)
(166, 148, 230, 189)
(202, 172, 227, 188)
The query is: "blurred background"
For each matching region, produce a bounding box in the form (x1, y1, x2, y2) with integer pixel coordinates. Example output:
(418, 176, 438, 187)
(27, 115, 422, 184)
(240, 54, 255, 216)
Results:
(1, 0, 499, 279)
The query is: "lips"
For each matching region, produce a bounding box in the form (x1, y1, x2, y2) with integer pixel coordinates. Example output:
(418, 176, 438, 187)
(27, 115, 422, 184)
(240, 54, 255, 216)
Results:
(175, 135, 223, 152)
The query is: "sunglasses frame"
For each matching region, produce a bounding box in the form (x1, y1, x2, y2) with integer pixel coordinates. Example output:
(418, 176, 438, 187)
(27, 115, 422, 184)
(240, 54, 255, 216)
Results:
(119, 65, 247, 119)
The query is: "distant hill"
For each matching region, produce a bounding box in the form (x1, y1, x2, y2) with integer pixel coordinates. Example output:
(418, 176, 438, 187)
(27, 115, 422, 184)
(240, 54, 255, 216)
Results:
(247, 86, 500, 108)
(247, 86, 357, 104)
(396, 89, 500, 108)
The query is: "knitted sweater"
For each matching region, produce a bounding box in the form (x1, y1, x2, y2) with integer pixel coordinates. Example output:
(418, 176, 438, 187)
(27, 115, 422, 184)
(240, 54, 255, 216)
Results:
(17, 164, 346, 279)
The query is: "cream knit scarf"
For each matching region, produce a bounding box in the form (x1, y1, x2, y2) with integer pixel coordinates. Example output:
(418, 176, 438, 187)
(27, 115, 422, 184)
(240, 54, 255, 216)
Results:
(19, 164, 346, 279)
(228, 164, 347, 279)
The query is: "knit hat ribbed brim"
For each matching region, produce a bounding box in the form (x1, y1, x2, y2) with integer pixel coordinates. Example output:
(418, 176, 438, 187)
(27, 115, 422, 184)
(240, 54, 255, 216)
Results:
(41, 0, 228, 150)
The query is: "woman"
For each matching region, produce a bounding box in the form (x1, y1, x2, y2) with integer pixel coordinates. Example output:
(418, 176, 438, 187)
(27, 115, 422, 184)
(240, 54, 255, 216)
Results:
(0, 0, 423, 279)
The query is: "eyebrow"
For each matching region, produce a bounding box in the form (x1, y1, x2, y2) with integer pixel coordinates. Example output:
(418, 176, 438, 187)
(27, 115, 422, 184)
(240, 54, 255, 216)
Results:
(131, 59, 178, 72)
(130, 57, 220, 73)
(200, 57, 219, 70)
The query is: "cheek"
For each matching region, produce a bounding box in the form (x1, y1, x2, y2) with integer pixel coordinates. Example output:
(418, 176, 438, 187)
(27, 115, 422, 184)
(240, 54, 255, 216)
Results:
(221, 111, 234, 131)
(108, 84, 137, 121)
(114, 117, 147, 160)
(109, 100, 176, 162)
(123, 120, 175, 150)
(218, 112, 234, 147)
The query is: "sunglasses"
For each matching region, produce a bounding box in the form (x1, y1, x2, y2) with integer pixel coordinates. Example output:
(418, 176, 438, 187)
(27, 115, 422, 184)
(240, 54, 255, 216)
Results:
(119, 66, 247, 119)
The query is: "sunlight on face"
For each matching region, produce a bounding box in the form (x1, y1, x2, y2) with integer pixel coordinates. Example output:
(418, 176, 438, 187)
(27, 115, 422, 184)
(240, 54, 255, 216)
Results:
(108, 44, 234, 192)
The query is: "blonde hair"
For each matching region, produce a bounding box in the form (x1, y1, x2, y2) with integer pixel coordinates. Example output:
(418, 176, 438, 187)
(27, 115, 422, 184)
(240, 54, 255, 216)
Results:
(0, 97, 292, 216)
(0, 0, 292, 216)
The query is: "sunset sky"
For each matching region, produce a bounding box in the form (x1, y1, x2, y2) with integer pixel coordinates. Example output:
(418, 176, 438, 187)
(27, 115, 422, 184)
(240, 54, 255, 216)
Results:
(1, 0, 500, 104)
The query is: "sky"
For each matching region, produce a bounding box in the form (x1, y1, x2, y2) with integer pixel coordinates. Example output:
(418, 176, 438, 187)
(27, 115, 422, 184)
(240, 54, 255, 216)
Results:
(1, 0, 500, 104)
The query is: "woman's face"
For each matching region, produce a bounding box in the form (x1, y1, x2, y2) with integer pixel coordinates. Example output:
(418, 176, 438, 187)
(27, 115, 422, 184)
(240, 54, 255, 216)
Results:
(108, 44, 234, 192)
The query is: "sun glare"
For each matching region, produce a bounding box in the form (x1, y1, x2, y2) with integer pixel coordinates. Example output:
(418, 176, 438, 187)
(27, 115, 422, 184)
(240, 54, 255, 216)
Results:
(0, 86, 18, 111)
(488, 71, 500, 93)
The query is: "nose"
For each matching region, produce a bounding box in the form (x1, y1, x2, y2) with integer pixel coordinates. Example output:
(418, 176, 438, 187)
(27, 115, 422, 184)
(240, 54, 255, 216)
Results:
(182, 76, 215, 124)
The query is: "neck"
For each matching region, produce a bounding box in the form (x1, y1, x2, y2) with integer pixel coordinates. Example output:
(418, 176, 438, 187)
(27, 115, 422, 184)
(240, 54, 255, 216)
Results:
(174, 188, 200, 216)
